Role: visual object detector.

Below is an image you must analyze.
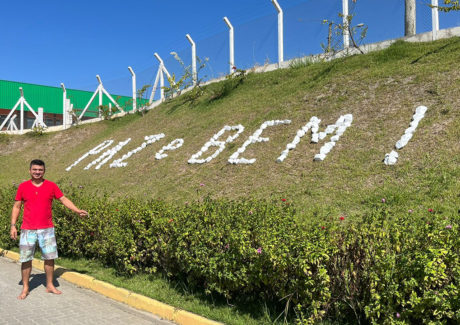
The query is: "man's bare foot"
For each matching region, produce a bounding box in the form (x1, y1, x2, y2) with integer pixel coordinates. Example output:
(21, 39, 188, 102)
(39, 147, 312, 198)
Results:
(17, 289, 29, 300)
(46, 286, 62, 295)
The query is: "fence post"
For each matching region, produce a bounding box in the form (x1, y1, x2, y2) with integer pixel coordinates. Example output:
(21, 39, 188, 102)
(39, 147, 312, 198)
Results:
(8, 115, 18, 131)
(431, 0, 439, 40)
(405, 0, 416, 36)
(61, 83, 68, 129)
(160, 68, 165, 101)
(96, 75, 103, 118)
(128, 66, 137, 112)
(186, 34, 197, 85)
(38, 107, 44, 127)
(271, 0, 284, 64)
(223, 17, 235, 74)
(342, 0, 350, 48)
(66, 99, 72, 125)
(151, 53, 164, 102)
(19, 87, 24, 134)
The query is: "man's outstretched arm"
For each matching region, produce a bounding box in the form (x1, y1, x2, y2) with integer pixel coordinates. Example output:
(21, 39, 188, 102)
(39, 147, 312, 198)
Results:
(10, 201, 22, 240)
(59, 196, 88, 217)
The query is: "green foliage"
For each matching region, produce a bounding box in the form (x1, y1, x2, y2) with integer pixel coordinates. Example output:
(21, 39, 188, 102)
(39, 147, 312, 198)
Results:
(321, 1, 368, 55)
(1, 37, 460, 324)
(98, 93, 149, 119)
(26, 124, 47, 137)
(289, 57, 316, 69)
(163, 52, 208, 101)
(1, 184, 458, 324)
(372, 40, 414, 63)
(209, 68, 247, 102)
(136, 84, 151, 112)
(182, 84, 205, 105)
(0, 186, 18, 248)
(97, 104, 118, 120)
(436, 0, 460, 12)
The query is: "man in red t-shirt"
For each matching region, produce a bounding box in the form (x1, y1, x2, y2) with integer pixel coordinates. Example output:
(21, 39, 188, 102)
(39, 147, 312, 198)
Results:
(10, 159, 88, 300)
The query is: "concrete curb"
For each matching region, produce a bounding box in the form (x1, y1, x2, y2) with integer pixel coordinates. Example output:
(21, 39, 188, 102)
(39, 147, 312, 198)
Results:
(0, 248, 222, 325)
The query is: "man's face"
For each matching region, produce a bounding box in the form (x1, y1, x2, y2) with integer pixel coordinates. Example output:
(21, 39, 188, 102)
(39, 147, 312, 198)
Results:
(29, 165, 45, 180)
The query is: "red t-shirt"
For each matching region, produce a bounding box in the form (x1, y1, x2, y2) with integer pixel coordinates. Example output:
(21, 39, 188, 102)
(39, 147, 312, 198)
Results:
(15, 179, 64, 230)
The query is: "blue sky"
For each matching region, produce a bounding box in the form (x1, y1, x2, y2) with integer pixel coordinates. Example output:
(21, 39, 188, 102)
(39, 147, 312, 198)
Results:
(0, 1, 458, 97)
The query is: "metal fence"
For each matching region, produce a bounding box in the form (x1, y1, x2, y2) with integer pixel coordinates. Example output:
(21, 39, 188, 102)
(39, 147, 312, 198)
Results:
(90, 0, 459, 103)
(4, 1, 457, 134)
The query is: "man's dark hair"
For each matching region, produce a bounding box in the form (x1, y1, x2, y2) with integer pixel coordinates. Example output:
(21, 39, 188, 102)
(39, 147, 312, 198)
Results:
(30, 159, 45, 169)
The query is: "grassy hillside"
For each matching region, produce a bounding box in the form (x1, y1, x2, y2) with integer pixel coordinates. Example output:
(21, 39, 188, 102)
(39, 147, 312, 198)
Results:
(1, 37, 460, 325)
(1, 38, 459, 216)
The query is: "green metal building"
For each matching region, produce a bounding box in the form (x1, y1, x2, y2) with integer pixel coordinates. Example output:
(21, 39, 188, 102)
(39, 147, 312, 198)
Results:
(0, 80, 135, 129)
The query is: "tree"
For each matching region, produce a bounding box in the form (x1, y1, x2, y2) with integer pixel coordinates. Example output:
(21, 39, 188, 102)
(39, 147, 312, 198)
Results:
(321, 15, 367, 55)
(405, 0, 416, 36)
(321, 0, 367, 55)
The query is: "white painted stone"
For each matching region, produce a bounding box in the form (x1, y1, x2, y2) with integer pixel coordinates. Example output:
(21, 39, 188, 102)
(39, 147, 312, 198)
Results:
(66, 140, 114, 171)
(314, 153, 326, 161)
(384, 105, 428, 164)
(155, 138, 184, 160)
(384, 150, 399, 165)
(188, 125, 244, 164)
(229, 120, 291, 165)
(110, 134, 164, 168)
(84, 138, 131, 170)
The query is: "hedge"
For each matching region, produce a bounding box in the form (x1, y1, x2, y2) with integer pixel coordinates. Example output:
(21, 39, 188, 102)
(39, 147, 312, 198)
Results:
(1, 184, 458, 324)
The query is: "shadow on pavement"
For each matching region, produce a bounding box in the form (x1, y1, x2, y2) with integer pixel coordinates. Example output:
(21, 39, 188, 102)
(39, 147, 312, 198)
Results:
(18, 273, 61, 292)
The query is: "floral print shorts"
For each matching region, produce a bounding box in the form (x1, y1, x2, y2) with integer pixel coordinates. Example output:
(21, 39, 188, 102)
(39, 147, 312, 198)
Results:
(19, 227, 58, 262)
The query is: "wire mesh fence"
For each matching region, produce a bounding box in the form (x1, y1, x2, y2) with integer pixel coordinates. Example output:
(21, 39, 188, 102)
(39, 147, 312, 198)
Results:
(84, 1, 459, 101)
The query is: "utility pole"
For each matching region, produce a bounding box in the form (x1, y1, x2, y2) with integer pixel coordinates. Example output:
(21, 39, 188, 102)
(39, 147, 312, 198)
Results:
(405, 0, 416, 36)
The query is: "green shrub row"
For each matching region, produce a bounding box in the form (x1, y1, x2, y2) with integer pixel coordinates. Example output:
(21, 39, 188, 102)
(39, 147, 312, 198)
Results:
(1, 185, 458, 324)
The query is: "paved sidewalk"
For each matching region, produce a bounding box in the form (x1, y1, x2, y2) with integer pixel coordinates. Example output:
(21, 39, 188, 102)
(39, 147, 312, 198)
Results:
(0, 257, 174, 325)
